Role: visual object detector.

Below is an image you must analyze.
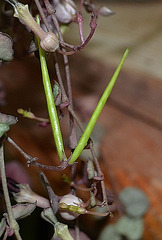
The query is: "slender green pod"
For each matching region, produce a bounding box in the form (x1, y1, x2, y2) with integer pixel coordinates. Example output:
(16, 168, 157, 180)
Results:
(69, 49, 129, 164)
(36, 15, 65, 161)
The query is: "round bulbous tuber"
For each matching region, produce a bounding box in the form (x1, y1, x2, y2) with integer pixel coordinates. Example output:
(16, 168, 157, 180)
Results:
(40, 32, 59, 52)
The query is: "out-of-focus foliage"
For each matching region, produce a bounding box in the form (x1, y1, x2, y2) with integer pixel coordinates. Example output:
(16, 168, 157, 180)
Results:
(115, 216, 144, 240)
(98, 187, 149, 240)
(97, 224, 121, 240)
(119, 187, 149, 217)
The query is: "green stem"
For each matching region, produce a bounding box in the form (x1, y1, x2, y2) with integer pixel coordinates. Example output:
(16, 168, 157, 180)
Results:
(0, 144, 22, 240)
(69, 49, 129, 164)
(36, 15, 65, 161)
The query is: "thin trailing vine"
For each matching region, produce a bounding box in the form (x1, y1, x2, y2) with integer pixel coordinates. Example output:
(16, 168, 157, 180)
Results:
(0, 0, 129, 239)
(0, 144, 22, 240)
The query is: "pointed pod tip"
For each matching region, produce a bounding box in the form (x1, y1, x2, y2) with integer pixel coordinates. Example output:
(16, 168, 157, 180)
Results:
(124, 48, 129, 56)
(120, 48, 129, 66)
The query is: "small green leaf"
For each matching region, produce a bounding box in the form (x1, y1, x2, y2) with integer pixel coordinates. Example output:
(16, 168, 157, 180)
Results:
(61, 174, 71, 184)
(0, 123, 10, 137)
(0, 32, 14, 62)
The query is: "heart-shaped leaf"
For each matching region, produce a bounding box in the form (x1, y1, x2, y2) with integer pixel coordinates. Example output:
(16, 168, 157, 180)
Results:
(97, 224, 121, 240)
(119, 187, 149, 218)
(115, 216, 144, 240)
(0, 32, 14, 62)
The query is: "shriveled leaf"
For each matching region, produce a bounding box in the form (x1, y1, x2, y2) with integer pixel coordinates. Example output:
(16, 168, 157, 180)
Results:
(87, 160, 95, 179)
(115, 216, 144, 240)
(53, 81, 62, 106)
(0, 123, 10, 137)
(92, 205, 108, 221)
(0, 32, 14, 62)
(98, 7, 114, 17)
(39, 172, 59, 214)
(119, 187, 149, 217)
(89, 192, 96, 208)
(41, 207, 57, 226)
(12, 202, 36, 220)
(0, 113, 18, 126)
(28, 40, 37, 53)
(0, 218, 6, 238)
(52, 0, 76, 24)
(97, 224, 121, 240)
